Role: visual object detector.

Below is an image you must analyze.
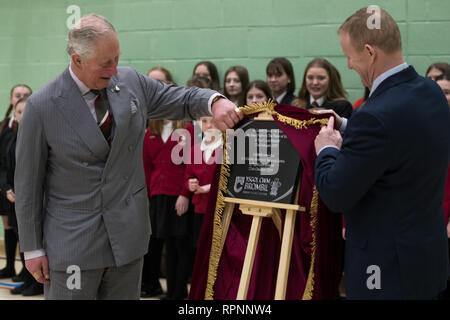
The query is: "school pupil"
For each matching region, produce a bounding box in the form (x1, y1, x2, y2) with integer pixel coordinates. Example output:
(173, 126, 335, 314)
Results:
(0, 97, 43, 296)
(141, 118, 194, 299)
(184, 116, 222, 248)
(0, 84, 31, 284)
(244, 80, 272, 105)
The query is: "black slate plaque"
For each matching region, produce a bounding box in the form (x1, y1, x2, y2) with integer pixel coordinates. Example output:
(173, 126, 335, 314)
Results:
(225, 119, 302, 204)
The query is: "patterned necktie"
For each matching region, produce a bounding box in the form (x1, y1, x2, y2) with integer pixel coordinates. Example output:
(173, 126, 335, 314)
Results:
(312, 100, 319, 108)
(91, 89, 113, 145)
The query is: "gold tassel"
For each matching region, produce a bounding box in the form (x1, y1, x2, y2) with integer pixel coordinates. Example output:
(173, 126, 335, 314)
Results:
(301, 186, 319, 300)
(204, 131, 231, 300)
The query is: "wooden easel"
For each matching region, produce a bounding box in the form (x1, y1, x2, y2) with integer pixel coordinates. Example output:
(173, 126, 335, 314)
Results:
(220, 111, 306, 300)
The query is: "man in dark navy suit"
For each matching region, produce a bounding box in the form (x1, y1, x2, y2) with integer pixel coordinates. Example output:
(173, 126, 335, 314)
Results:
(314, 7, 450, 299)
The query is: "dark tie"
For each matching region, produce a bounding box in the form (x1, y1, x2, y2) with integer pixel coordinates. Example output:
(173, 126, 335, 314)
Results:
(91, 89, 113, 145)
(312, 100, 319, 108)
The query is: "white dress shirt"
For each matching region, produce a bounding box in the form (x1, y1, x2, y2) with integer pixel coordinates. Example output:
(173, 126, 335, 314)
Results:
(200, 135, 223, 163)
(275, 91, 287, 104)
(161, 122, 173, 143)
(69, 64, 101, 121)
(310, 95, 325, 107)
(8, 116, 15, 128)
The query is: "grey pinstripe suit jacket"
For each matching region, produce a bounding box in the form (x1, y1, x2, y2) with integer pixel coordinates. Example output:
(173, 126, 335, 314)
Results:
(15, 66, 216, 271)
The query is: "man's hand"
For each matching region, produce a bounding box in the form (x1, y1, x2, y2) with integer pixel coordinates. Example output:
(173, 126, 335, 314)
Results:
(26, 255, 50, 284)
(309, 109, 344, 130)
(314, 117, 343, 155)
(175, 195, 189, 216)
(211, 98, 243, 131)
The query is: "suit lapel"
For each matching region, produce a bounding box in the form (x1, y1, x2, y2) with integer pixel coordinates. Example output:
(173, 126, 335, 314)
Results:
(55, 68, 110, 161)
(105, 79, 131, 161)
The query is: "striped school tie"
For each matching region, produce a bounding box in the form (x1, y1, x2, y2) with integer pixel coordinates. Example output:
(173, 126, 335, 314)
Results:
(91, 89, 113, 145)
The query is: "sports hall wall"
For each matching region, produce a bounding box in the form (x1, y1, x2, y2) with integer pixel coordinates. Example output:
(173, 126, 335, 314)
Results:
(1, 0, 449, 113)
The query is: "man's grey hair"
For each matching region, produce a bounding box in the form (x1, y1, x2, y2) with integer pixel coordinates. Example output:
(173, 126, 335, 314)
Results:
(66, 14, 116, 59)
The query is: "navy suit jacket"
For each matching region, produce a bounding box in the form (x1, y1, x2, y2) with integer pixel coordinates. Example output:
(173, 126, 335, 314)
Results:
(315, 66, 450, 299)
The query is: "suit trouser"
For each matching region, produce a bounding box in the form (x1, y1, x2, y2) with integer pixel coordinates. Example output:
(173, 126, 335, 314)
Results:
(44, 257, 143, 300)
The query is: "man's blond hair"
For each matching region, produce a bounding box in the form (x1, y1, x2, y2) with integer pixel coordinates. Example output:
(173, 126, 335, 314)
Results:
(338, 7, 402, 54)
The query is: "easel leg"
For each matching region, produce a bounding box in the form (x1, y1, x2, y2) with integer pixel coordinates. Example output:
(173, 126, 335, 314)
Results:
(274, 209, 296, 300)
(219, 202, 235, 254)
(236, 215, 263, 300)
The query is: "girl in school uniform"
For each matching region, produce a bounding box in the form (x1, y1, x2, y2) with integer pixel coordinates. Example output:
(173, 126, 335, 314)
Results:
(0, 84, 31, 282)
(223, 66, 249, 107)
(142, 119, 194, 300)
(1, 97, 43, 296)
(184, 117, 222, 249)
(293, 58, 353, 118)
(266, 57, 296, 105)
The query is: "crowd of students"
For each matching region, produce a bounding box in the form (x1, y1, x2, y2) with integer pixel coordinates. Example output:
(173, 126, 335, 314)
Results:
(0, 58, 449, 299)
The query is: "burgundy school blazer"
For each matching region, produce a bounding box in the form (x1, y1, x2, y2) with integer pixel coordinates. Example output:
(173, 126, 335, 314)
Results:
(143, 123, 194, 197)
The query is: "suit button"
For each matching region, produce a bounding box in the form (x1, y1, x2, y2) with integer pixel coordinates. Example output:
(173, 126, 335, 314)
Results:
(123, 175, 129, 181)
(128, 145, 133, 152)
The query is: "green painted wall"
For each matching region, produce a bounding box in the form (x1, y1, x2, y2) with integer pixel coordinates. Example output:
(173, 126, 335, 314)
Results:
(0, 0, 449, 234)
(1, 0, 449, 113)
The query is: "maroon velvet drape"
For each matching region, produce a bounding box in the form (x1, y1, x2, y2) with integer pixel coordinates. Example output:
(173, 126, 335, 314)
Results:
(189, 105, 344, 300)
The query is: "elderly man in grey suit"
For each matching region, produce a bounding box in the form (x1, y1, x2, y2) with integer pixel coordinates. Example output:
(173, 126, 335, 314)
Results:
(14, 14, 242, 299)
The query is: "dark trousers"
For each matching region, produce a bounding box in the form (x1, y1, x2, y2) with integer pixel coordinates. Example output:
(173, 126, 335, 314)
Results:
(142, 237, 164, 291)
(2, 228, 17, 272)
(166, 235, 191, 299)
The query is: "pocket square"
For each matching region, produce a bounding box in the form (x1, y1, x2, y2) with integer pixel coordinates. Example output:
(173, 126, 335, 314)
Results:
(130, 102, 138, 114)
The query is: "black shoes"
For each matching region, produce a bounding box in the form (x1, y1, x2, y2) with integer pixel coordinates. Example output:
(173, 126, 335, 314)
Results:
(12, 268, 28, 282)
(10, 278, 43, 296)
(0, 267, 16, 279)
(22, 282, 44, 296)
(140, 286, 164, 298)
(10, 281, 30, 295)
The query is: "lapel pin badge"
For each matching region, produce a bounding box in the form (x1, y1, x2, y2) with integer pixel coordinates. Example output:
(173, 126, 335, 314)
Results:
(111, 85, 120, 93)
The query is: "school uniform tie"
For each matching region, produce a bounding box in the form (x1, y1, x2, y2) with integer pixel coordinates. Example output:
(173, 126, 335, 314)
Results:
(312, 100, 319, 108)
(91, 89, 113, 145)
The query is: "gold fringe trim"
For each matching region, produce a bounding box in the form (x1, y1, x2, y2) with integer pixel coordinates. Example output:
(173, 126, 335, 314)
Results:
(240, 100, 329, 129)
(204, 100, 324, 300)
(204, 130, 231, 300)
(301, 186, 319, 300)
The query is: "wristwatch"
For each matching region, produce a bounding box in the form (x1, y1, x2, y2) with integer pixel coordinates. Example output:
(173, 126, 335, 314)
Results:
(212, 95, 224, 105)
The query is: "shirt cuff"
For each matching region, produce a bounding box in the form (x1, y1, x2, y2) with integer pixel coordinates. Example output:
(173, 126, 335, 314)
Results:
(339, 117, 348, 134)
(207, 93, 227, 115)
(24, 249, 46, 260)
(317, 145, 340, 156)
